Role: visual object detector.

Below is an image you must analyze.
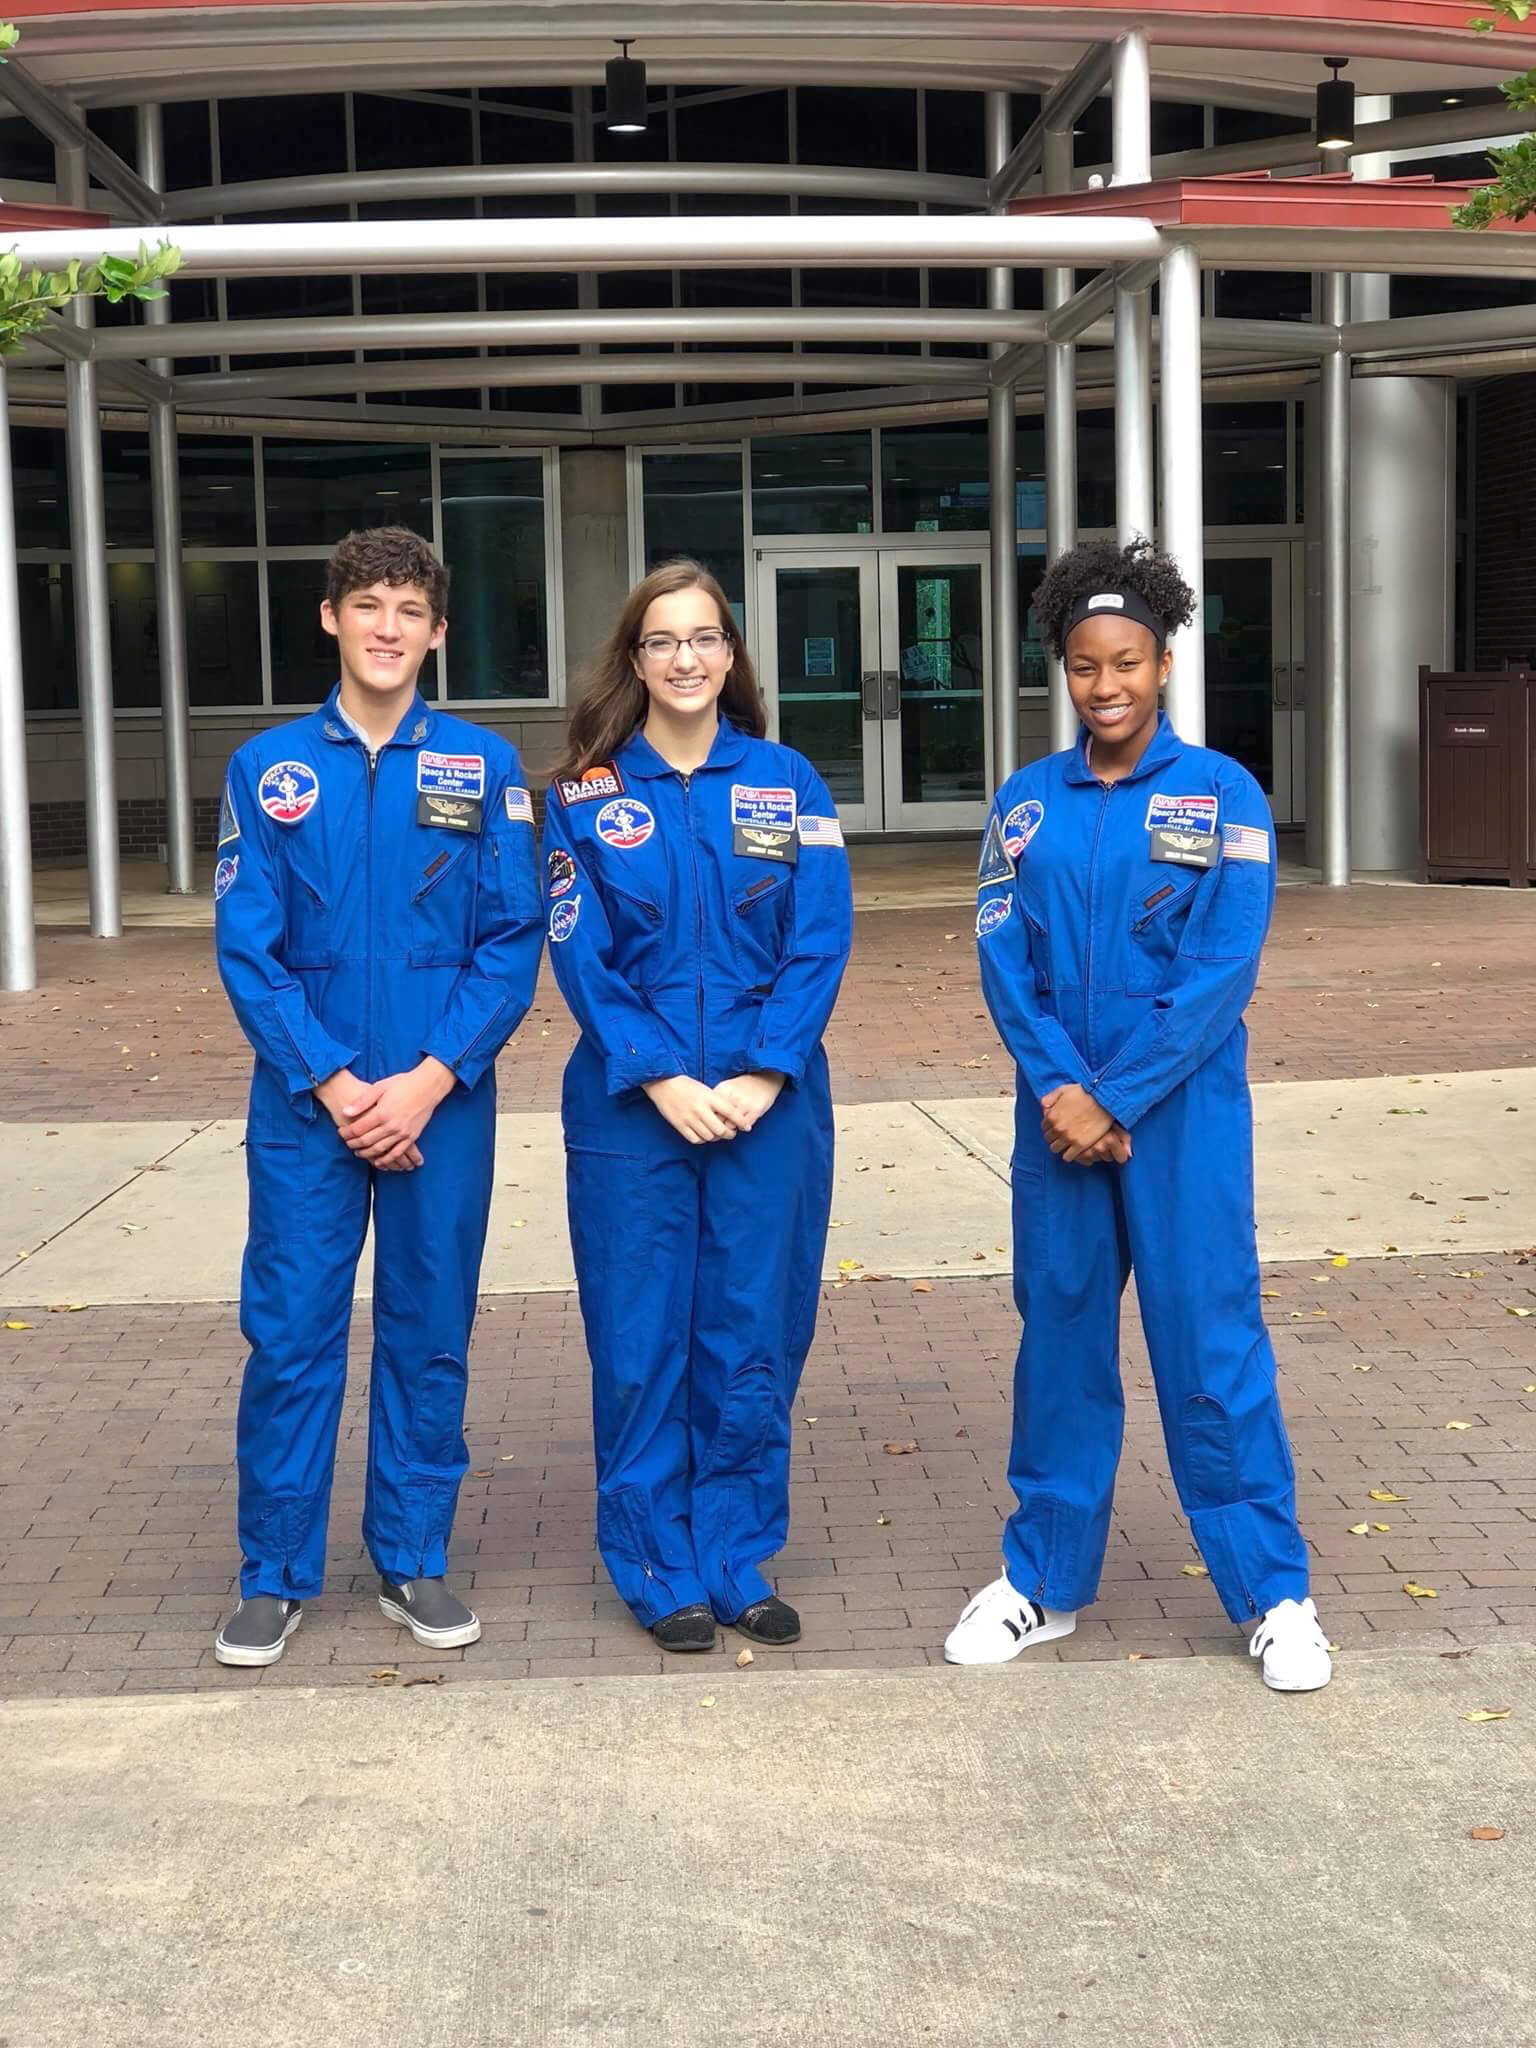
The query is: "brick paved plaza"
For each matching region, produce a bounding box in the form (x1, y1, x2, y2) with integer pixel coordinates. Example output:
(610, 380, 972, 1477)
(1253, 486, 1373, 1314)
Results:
(2, 882, 1534, 1697)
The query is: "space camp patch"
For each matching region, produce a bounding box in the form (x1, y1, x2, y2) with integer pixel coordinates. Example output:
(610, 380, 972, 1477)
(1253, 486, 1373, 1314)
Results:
(217, 783, 240, 848)
(504, 786, 534, 825)
(258, 760, 320, 824)
(1144, 791, 1218, 838)
(1221, 822, 1272, 864)
(1001, 798, 1044, 859)
(595, 798, 655, 850)
(417, 750, 485, 800)
(553, 762, 624, 807)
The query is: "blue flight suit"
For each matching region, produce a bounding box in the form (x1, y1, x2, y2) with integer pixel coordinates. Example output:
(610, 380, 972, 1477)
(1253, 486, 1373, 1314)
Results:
(977, 711, 1310, 1624)
(540, 722, 853, 1625)
(214, 686, 543, 1601)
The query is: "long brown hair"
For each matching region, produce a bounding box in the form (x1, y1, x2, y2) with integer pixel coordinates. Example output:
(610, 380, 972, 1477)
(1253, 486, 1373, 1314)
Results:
(556, 559, 767, 777)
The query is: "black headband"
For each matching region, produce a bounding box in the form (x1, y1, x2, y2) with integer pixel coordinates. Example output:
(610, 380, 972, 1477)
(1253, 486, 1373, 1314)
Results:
(1062, 588, 1167, 655)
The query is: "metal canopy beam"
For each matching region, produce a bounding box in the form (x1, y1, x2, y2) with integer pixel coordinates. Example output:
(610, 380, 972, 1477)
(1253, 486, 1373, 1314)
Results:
(990, 42, 1114, 208)
(0, 59, 162, 222)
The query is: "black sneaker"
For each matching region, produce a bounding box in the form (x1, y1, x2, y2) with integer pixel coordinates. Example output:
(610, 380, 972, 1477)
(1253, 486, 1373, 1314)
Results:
(378, 1577, 482, 1648)
(214, 1595, 303, 1667)
(651, 1604, 718, 1653)
(730, 1596, 801, 1646)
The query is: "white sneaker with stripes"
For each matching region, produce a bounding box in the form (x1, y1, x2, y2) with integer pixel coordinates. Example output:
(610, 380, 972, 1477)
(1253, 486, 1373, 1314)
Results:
(1250, 1597, 1332, 1692)
(943, 1574, 1077, 1665)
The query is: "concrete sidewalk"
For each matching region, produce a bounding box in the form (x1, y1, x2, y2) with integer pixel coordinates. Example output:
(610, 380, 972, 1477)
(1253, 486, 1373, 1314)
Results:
(4, 1641, 1532, 2047)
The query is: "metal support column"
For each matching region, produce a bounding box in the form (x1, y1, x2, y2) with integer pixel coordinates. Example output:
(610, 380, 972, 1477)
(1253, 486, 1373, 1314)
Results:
(986, 90, 1019, 788)
(58, 138, 121, 937)
(1042, 126, 1078, 751)
(1158, 241, 1206, 742)
(0, 359, 36, 992)
(1112, 30, 1154, 546)
(1319, 269, 1352, 885)
(136, 104, 196, 895)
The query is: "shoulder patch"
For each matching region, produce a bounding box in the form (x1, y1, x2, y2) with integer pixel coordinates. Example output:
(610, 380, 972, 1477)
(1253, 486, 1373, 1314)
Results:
(217, 782, 240, 849)
(504, 785, 534, 825)
(976, 894, 1013, 939)
(258, 760, 320, 824)
(213, 854, 239, 902)
(546, 846, 577, 899)
(797, 813, 844, 849)
(554, 763, 625, 807)
(977, 812, 1016, 887)
(595, 798, 655, 850)
(549, 894, 582, 943)
(1001, 798, 1044, 858)
(1221, 822, 1271, 865)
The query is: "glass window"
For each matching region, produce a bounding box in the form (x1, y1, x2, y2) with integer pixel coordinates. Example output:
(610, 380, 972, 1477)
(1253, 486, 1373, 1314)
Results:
(1204, 403, 1287, 525)
(13, 429, 70, 552)
(1212, 271, 1312, 323)
(641, 451, 746, 626)
(353, 91, 472, 170)
(165, 275, 221, 373)
(926, 91, 986, 177)
(1018, 546, 1048, 694)
(798, 197, 920, 357)
(108, 560, 165, 709)
(1078, 409, 1116, 530)
(882, 423, 992, 531)
(439, 455, 550, 699)
(263, 440, 433, 548)
(179, 437, 259, 548)
(0, 113, 51, 183)
(358, 197, 481, 408)
(679, 194, 794, 407)
(164, 100, 213, 192)
(796, 88, 917, 170)
(186, 562, 265, 706)
(479, 95, 575, 164)
(1213, 107, 1305, 146)
(104, 433, 154, 551)
(676, 89, 788, 163)
(752, 434, 874, 535)
(20, 565, 75, 713)
(484, 197, 583, 415)
(218, 95, 346, 182)
(226, 207, 354, 370)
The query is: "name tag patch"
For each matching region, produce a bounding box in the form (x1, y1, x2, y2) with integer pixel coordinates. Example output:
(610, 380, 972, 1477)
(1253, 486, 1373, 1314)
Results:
(546, 847, 577, 899)
(595, 798, 655, 850)
(417, 750, 485, 800)
(504, 786, 534, 825)
(549, 895, 581, 943)
(554, 763, 624, 807)
(417, 792, 483, 833)
(734, 824, 798, 864)
(1150, 828, 1218, 869)
(258, 760, 320, 824)
(213, 854, 239, 902)
(732, 785, 797, 834)
(1222, 822, 1272, 864)
(218, 784, 240, 848)
(977, 813, 1016, 887)
(1145, 791, 1218, 837)
(1001, 799, 1044, 858)
(797, 814, 844, 848)
(976, 894, 1013, 939)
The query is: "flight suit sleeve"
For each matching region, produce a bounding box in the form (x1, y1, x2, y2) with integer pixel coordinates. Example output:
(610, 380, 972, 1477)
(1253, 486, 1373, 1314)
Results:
(539, 786, 689, 1096)
(975, 792, 1095, 1102)
(420, 748, 547, 1091)
(213, 749, 359, 1100)
(742, 766, 853, 1084)
(1089, 768, 1276, 1131)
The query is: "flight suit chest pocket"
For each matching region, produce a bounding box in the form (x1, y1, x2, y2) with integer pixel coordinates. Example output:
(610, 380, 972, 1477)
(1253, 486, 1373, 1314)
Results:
(409, 840, 475, 966)
(600, 874, 667, 983)
(280, 850, 332, 969)
(1021, 903, 1052, 996)
(1127, 871, 1203, 991)
(729, 867, 792, 982)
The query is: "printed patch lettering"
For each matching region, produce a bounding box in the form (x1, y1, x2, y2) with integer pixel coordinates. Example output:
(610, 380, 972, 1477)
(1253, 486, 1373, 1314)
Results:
(417, 792, 483, 833)
(422, 851, 451, 883)
(1143, 882, 1177, 911)
(976, 894, 1013, 939)
(504, 785, 534, 825)
(258, 760, 320, 824)
(549, 895, 581, 944)
(797, 814, 844, 849)
(1149, 828, 1218, 870)
(733, 823, 798, 864)
(417, 750, 485, 800)
(213, 854, 239, 902)
(217, 783, 240, 849)
(1144, 791, 1219, 838)
(1222, 822, 1272, 865)
(595, 798, 655, 850)
(554, 763, 625, 807)
(1001, 799, 1044, 859)
(546, 847, 577, 900)
(977, 813, 1016, 887)
(731, 785, 798, 834)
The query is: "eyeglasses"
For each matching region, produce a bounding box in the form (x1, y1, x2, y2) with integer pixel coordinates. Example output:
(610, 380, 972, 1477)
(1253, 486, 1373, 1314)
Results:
(636, 630, 731, 661)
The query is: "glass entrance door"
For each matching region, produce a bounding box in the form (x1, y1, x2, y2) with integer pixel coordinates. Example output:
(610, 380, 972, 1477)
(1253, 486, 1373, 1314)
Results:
(1203, 542, 1304, 826)
(754, 548, 991, 834)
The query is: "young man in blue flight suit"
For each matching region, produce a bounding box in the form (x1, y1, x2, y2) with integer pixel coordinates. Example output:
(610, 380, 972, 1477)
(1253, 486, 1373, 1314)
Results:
(212, 527, 543, 1666)
(945, 537, 1331, 1692)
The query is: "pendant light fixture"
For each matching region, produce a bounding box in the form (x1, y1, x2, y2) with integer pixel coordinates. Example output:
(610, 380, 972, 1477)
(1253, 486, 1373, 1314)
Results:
(605, 39, 648, 135)
(1315, 57, 1355, 154)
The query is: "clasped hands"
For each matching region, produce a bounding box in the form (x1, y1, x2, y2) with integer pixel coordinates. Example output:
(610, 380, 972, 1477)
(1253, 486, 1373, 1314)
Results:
(315, 1055, 458, 1172)
(642, 1070, 786, 1146)
(1040, 1082, 1132, 1168)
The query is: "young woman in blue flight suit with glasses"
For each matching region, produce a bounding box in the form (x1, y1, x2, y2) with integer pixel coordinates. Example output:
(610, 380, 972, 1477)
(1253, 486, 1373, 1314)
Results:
(542, 559, 854, 1654)
(945, 537, 1331, 1693)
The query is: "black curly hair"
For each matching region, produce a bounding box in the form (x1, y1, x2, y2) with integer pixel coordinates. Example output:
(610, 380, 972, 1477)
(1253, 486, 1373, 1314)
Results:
(1032, 536, 1197, 661)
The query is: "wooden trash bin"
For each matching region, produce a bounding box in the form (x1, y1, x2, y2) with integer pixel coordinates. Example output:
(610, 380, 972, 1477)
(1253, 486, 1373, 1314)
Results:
(1419, 664, 1531, 887)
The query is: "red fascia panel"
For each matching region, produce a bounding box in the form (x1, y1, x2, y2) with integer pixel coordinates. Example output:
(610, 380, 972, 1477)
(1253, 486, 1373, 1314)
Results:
(0, 200, 111, 230)
(1008, 176, 1536, 235)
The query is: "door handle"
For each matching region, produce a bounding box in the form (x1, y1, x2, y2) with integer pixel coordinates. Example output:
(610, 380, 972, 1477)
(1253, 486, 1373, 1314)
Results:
(882, 670, 900, 719)
(861, 670, 881, 719)
(1272, 662, 1289, 709)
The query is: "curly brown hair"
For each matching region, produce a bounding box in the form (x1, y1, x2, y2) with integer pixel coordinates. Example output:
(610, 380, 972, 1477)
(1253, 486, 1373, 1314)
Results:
(1032, 536, 1196, 660)
(324, 527, 450, 623)
(555, 559, 766, 777)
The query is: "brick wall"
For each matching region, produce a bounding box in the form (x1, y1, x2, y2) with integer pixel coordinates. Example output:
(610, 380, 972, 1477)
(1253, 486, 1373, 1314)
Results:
(29, 798, 225, 863)
(1475, 375, 1536, 669)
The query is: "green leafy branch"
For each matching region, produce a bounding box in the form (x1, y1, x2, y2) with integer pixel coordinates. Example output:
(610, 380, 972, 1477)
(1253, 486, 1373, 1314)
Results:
(0, 23, 182, 350)
(1455, 0, 1536, 227)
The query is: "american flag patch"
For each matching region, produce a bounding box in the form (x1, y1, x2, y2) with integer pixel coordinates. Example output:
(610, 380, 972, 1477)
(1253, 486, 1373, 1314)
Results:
(1221, 822, 1271, 864)
(797, 813, 844, 848)
(504, 786, 534, 825)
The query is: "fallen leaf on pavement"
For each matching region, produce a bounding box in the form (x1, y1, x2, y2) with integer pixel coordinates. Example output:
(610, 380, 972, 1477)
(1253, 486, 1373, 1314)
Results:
(699, 1696, 716, 1709)
(1181, 1564, 1209, 1578)
(1375, 1522, 1391, 1532)
(1370, 1489, 1408, 1502)
(911, 1280, 933, 1294)
(876, 1512, 892, 1527)
(403, 1673, 445, 1687)
(883, 1441, 919, 1456)
(1348, 1523, 1369, 1536)
(1331, 1255, 1350, 1268)
(369, 1668, 400, 1685)
(1444, 1421, 1472, 1432)
(4, 1322, 32, 1331)
(1507, 1306, 1533, 1318)
(1462, 1707, 1512, 1724)
(736, 1648, 754, 1668)
(1403, 1582, 1439, 1599)
(1469, 1827, 1506, 1842)
(837, 1258, 862, 1274)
